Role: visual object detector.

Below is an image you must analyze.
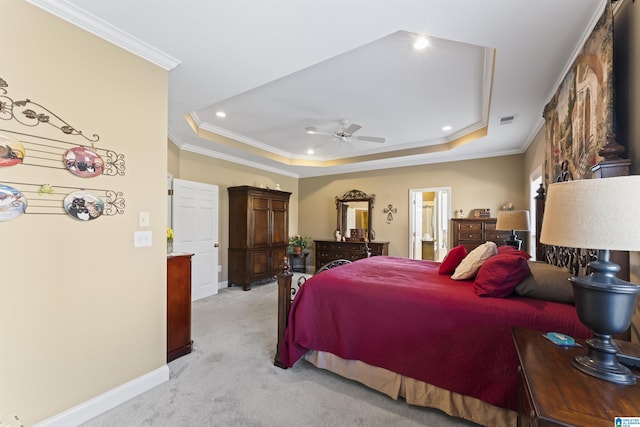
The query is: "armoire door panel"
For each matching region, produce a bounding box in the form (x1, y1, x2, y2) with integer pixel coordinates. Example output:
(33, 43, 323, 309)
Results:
(252, 209, 269, 246)
(271, 210, 287, 245)
(249, 251, 269, 277)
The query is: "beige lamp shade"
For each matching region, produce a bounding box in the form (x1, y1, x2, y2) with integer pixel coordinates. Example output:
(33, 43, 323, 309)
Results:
(496, 210, 530, 231)
(539, 175, 640, 251)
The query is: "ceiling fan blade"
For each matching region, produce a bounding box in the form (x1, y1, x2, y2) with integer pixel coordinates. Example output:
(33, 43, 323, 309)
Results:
(355, 136, 386, 143)
(343, 123, 362, 135)
(305, 127, 335, 137)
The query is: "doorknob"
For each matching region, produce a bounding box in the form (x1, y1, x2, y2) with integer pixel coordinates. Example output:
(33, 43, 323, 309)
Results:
(214, 243, 219, 247)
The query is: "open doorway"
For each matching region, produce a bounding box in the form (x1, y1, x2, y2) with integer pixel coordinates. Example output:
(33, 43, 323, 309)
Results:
(409, 187, 451, 261)
(529, 167, 542, 259)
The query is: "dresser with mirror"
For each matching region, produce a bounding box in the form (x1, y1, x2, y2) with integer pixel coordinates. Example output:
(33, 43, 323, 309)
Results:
(314, 189, 389, 271)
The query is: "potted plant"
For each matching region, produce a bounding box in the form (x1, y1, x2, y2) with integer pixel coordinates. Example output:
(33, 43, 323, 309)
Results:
(288, 234, 311, 254)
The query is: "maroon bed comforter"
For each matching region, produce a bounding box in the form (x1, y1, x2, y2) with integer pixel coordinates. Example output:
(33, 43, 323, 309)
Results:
(280, 256, 591, 411)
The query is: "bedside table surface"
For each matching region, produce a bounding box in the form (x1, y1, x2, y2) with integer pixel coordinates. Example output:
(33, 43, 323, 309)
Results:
(512, 327, 640, 427)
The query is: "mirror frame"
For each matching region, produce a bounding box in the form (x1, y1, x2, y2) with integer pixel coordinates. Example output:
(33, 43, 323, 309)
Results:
(335, 189, 375, 241)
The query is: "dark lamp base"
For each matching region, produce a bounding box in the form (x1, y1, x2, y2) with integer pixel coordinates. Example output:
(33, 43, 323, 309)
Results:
(503, 232, 522, 250)
(572, 335, 636, 385)
(570, 256, 640, 385)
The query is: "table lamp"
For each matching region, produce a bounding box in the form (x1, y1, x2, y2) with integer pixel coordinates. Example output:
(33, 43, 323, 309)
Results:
(540, 175, 640, 385)
(496, 210, 530, 250)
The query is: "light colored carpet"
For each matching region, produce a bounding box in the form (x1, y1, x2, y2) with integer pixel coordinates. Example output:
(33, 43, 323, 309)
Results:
(82, 275, 479, 426)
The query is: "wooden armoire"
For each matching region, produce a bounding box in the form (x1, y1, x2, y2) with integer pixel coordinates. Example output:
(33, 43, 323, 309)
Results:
(228, 186, 291, 291)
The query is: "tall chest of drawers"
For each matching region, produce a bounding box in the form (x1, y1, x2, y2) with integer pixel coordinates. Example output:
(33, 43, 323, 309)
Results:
(451, 218, 511, 252)
(314, 240, 389, 272)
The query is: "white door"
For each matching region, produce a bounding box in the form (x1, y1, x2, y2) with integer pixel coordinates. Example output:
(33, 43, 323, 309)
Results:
(411, 191, 423, 259)
(172, 179, 219, 301)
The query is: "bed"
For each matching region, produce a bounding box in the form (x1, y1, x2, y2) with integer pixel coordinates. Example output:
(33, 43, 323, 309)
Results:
(273, 159, 631, 427)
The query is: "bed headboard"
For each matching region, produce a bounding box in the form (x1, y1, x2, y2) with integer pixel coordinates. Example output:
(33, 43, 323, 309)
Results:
(536, 140, 631, 280)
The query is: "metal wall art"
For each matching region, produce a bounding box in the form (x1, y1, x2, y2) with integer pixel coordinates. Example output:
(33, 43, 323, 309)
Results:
(0, 129, 125, 176)
(1, 182, 124, 221)
(0, 77, 127, 222)
(383, 204, 397, 224)
(0, 77, 125, 176)
(0, 77, 98, 142)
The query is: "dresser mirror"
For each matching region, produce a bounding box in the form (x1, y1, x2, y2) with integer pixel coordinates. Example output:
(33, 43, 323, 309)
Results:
(336, 189, 375, 241)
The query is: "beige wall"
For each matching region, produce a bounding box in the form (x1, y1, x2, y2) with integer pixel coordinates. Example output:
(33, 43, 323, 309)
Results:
(0, 2, 168, 424)
(298, 154, 526, 268)
(171, 148, 299, 282)
(168, 139, 181, 177)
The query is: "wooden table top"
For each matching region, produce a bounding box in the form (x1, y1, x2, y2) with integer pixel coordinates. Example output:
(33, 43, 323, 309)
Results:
(512, 327, 640, 427)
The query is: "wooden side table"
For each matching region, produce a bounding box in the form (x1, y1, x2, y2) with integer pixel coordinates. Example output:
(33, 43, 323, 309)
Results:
(512, 327, 640, 427)
(288, 252, 308, 273)
(167, 254, 193, 362)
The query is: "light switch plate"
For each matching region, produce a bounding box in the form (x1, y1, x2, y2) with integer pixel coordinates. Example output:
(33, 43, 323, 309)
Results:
(134, 230, 152, 247)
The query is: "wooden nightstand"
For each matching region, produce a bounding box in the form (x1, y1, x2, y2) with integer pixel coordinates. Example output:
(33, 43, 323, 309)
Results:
(512, 327, 640, 427)
(287, 252, 309, 273)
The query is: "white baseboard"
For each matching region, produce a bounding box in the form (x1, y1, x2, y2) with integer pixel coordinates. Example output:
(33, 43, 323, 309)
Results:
(218, 280, 228, 289)
(33, 365, 169, 427)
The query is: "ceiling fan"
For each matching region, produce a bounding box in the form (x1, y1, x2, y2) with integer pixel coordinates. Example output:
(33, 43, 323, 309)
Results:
(305, 120, 386, 143)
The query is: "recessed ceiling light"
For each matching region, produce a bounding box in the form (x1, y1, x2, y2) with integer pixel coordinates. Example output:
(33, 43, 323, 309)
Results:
(306, 148, 315, 155)
(216, 111, 227, 118)
(442, 125, 452, 131)
(413, 37, 430, 50)
(305, 127, 317, 135)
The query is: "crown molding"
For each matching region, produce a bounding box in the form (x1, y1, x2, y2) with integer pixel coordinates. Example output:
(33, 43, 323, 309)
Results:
(26, 0, 181, 71)
(168, 128, 300, 178)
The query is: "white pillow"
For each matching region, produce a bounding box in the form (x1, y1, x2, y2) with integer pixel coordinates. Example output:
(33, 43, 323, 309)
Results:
(451, 241, 498, 280)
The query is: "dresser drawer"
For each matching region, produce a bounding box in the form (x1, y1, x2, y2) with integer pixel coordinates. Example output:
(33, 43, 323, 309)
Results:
(457, 231, 482, 241)
(484, 222, 497, 231)
(317, 252, 339, 265)
(336, 242, 368, 252)
(456, 222, 482, 232)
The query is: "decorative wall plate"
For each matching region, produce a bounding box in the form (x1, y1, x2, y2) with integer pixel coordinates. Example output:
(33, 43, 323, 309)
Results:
(0, 184, 27, 221)
(63, 191, 104, 221)
(63, 146, 104, 177)
(0, 134, 26, 167)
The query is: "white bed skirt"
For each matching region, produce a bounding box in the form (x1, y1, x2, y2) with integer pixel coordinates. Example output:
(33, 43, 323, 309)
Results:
(304, 351, 516, 427)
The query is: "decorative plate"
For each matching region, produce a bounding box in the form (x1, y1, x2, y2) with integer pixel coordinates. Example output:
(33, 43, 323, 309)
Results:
(0, 184, 27, 221)
(63, 191, 104, 221)
(63, 146, 104, 177)
(0, 134, 26, 167)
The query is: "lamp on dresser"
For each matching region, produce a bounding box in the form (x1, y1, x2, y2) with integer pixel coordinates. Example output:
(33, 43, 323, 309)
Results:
(495, 210, 530, 250)
(540, 175, 640, 385)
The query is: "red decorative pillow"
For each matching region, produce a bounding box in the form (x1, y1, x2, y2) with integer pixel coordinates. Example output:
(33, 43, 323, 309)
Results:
(496, 245, 532, 259)
(473, 253, 531, 297)
(438, 245, 467, 275)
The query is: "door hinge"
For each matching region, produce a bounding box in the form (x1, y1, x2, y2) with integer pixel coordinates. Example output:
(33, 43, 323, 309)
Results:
(168, 189, 174, 196)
